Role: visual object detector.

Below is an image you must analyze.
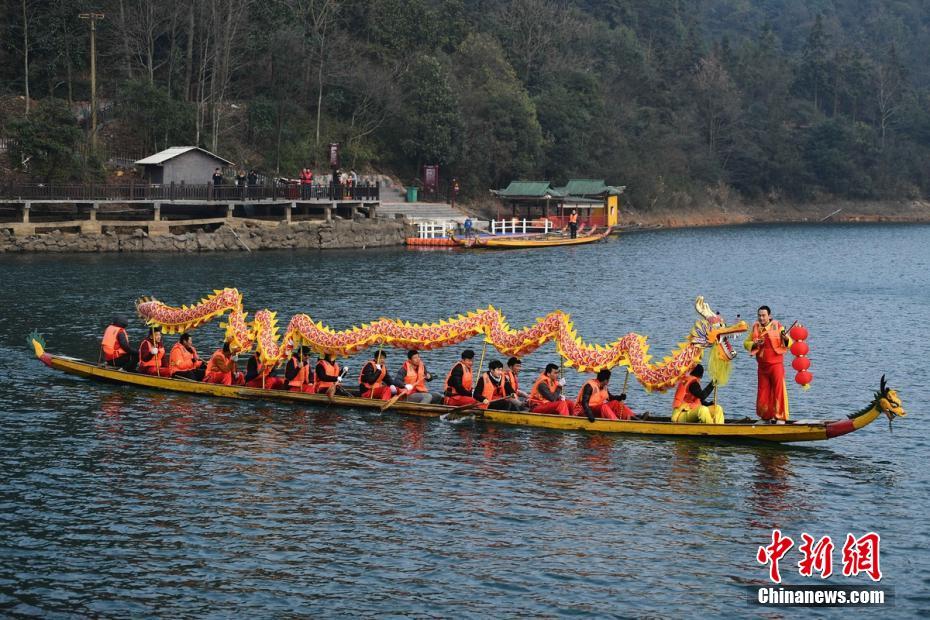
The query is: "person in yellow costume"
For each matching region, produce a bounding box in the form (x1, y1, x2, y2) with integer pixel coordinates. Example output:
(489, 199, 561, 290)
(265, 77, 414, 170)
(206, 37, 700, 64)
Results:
(671, 364, 724, 424)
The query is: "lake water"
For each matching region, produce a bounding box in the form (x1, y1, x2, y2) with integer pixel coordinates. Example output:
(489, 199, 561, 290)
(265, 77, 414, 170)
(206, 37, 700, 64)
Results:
(0, 224, 927, 617)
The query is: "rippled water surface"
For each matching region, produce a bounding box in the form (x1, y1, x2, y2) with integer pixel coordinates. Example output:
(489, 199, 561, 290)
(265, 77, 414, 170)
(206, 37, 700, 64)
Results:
(1, 224, 928, 617)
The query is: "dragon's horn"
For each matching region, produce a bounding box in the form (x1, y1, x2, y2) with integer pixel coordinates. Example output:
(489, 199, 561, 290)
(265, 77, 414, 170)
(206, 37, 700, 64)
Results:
(880, 374, 887, 395)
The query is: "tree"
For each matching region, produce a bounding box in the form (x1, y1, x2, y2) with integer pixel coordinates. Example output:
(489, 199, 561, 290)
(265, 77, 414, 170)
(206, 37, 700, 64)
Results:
(397, 55, 461, 175)
(115, 79, 194, 152)
(693, 51, 740, 162)
(876, 43, 906, 150)
(9, 98, 83, 181)
(795, 14, 831, 113)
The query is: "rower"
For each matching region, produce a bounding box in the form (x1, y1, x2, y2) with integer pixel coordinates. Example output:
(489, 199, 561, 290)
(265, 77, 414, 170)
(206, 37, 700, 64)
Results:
(101, 315, 135, 370)
(285, 347, 315, 393)
(527, 363, 571, 416)
(203, 341, 245, 385)
(359, 350, 404, 399)
(400, 350, 442, 404)
(137, 327, 168, 376)
(244, 350, 285, 389)
(671, 364, 723, 424)
(314, 352, 344, 394)
(573, 369, 635, 422)
(473, 360, 521, 410)
(504, 357, 529, 409)
(169, 332, 205, 380)
(443, 349, 479, 407)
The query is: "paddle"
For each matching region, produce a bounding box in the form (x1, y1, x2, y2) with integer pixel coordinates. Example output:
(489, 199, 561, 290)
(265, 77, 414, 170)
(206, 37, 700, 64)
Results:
(326, 366, 350, 401)
(380, 389, 408, 412)
(440, 401, 484, 422)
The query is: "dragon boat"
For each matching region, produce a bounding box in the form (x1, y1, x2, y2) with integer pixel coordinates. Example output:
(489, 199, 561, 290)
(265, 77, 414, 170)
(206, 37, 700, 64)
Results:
(451, 227, 611, 249)
(28, 292, 905, 443)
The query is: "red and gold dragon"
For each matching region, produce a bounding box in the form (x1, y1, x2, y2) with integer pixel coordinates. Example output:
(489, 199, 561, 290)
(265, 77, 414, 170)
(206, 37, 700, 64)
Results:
(136, 289, 747, 392)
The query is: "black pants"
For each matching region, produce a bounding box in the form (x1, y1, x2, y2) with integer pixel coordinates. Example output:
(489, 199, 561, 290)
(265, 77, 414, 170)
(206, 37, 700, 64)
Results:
(569, 222, 578, 238)
(489, 397, 522, 411)
(173, 368, 206, 381)
(106, 353, 137, 371)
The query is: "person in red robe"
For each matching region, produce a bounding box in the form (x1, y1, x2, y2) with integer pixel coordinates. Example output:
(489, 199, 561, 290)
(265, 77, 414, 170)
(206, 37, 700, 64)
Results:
(744, 305, 792, 422)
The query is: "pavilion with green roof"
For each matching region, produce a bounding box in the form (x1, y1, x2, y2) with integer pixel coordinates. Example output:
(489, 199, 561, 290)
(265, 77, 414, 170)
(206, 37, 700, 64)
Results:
(490, 178, 625, 227)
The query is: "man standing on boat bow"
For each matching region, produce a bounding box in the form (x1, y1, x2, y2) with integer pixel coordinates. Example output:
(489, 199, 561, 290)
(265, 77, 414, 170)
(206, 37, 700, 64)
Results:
(744, 305, 792, 423)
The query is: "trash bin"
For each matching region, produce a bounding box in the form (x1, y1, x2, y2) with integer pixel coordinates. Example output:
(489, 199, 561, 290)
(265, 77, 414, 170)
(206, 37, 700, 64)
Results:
(406, 186, 418, 202)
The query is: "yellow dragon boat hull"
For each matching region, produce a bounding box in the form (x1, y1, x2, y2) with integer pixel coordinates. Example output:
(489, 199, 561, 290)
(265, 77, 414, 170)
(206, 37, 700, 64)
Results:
(30, 337, 903, 443)
(453, 227, 612, 249)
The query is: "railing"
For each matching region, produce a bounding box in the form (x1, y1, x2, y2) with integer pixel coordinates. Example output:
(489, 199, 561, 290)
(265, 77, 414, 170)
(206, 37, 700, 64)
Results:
(416, 221, 456, 239)
(545, 214, 606, 228)
(0, 181, 380, 202)
(489, 218, 554, 235)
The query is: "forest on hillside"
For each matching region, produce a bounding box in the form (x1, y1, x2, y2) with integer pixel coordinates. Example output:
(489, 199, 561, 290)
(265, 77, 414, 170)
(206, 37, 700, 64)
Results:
(2, 0, 930, 208)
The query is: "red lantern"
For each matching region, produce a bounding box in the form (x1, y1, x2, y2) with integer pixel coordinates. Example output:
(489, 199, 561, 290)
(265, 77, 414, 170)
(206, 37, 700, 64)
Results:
(789, 324, 808, 341)
(795, 370, 813, 385)
(792, 357, 811, 371)
(790, 341, 809, 356)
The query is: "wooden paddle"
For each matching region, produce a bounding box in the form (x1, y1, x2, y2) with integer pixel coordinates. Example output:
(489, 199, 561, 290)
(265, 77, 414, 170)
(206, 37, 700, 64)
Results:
(380, 389, 409, 412)
(440, 401, 484, 421)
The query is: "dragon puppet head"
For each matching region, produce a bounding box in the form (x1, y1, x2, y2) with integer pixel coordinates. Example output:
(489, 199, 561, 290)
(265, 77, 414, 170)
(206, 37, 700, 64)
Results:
(689, 296, 748, 387)
(876, 375, 906, 419)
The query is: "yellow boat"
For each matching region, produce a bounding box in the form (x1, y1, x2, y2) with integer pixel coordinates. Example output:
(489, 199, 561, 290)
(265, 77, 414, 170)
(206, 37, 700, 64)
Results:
(29, 334, 905, 443)
(452, 227, 612, 249)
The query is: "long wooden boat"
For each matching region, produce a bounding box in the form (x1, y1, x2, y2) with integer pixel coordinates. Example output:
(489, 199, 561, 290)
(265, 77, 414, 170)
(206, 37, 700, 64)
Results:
(29, 335, 905, 443)
(452, 227, 612, 249)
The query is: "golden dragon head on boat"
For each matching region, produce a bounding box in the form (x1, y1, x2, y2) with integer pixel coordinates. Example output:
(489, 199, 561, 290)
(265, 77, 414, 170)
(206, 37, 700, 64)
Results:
(689, 296, 747, 360)
(876, 375, 906, 419)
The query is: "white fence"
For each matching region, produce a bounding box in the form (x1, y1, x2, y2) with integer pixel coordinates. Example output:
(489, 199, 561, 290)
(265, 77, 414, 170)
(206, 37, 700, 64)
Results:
(489, 218, 553, 235)
(416, 221, 456, 239)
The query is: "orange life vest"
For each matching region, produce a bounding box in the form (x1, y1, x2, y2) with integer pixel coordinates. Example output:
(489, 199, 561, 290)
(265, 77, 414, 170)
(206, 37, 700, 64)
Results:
(315, 359, 340, 391)
(529, 374, 559, 405)
(101, 325, 128, 360)
(749, 320, 789, 361)
(576, 379, 607, 407)
(169, 342, 200, 372)
(288, 360, 310, 388)
(206, 349, 235, 376)
(569, 212, 578, 224)
(359, 360, 387, 389)
(672, 375, 700, 410)
(504, 369, 519, 394)
(402, 360, 427, 392)
(478, 372, 507, 402)
(138, 338, 164, 371)
(444, 361, 473, 394)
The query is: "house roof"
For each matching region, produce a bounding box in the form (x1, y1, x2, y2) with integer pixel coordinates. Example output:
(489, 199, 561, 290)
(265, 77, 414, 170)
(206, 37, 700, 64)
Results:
(492, 181, 565, 199)
(557, 179, 626, 197)
(135, 146, 234, 166)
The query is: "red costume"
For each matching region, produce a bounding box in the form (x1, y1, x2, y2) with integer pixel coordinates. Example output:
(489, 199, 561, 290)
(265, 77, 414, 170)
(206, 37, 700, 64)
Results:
(204, 349, 245, 385)
(572, 379, 635, 420)
(527, 373, 570, 416)
(746, 320, 790, 421)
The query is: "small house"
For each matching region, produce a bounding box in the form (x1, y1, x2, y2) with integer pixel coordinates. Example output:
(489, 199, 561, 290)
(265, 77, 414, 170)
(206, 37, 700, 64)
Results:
(135, 146, 234, 185)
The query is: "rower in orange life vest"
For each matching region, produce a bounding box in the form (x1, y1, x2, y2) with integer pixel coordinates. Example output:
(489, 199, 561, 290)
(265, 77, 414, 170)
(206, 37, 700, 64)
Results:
(573, 369, 635, 422)
(169, 332, 205, 380)
(399, 350, 443, 404)
(244, 350, 286, 389)
(671, 363, 723, 424)
(101, 315, 135, 370)
(503, 357, 529, 410)
(358, 350, 406, 399)
(203, 341, 245, 385)
(568, 209, 579, 238)
(744, 304, 792, 423)
(137, 327, 168, 376)
(314, 352, 344, 394)
(284, 347, 315, 393)
(527, 363, 571, 416)
(472, 360, 522, 410)
(443, 349, 479, 407)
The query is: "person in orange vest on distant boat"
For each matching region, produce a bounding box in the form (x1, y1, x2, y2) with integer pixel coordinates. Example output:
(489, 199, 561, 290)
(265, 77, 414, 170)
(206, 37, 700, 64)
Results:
(101, 315, 135, 370)
(314, 352, 344, 394)
(744, 305, 792, 423)
(284, 347, 315, 393)
(527, 363, 571, 416)
(444, 349, 479, 407)
(137, 327, 168, 376)
(244, 350, 285, 389)
(568, 209, 579, 238)
(169, 332, 205, 380)
(671, 363, 723, 424)
(203, 341, 245, 385)
(358, 350, 405, 399)
(472, 360, 521, 410)
(503, 357, 529, 409)
(573, 369, 635, 422)
(399, 350, 443, 404)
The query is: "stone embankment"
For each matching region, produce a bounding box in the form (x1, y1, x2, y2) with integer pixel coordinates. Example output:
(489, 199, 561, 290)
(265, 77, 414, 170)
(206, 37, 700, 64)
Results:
(0, 218, 414, 253)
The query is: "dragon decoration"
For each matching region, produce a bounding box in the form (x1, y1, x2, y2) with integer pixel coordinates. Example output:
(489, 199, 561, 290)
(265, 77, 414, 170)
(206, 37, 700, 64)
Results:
(136, 289, 747, 392)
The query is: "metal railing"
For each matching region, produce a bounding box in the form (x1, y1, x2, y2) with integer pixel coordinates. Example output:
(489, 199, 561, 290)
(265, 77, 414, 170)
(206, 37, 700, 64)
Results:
(489, 218, 554, 235)
(0, 181, 380, 202)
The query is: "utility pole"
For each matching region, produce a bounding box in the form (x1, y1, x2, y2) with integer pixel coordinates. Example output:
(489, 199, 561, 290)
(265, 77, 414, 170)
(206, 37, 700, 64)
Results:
(79, 12, 105, 149)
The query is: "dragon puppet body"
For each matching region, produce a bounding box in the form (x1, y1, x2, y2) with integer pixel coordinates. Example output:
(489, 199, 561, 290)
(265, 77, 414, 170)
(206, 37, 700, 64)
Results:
(136, 290, 747, 392)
